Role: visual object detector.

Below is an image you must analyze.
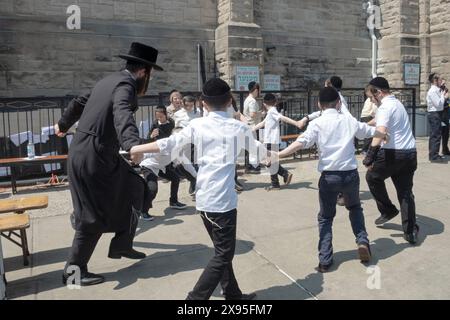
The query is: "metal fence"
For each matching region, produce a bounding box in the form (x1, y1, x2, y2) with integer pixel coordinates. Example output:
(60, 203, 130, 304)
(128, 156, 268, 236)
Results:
(0, 88, 416, 181)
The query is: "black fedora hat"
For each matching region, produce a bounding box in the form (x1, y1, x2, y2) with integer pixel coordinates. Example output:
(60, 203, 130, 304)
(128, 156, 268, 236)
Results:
(118, 42, 164, 71)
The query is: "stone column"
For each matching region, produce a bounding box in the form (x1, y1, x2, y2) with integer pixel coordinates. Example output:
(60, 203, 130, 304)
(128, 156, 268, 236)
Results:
(215, 0, 264, 89)
(419, 0, 431, 104)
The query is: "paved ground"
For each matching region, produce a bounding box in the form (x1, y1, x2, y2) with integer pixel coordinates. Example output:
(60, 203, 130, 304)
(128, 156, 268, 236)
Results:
(1, 137, 449, 300)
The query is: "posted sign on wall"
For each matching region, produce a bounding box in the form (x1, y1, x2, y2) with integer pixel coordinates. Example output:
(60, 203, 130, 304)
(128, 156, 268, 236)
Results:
(404, 63, 420, 85)
(264, 74, 281, 91)
(235, 66, 260, 91)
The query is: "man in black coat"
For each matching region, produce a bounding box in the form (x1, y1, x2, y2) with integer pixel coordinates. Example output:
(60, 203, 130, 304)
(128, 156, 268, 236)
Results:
(56, 42, 163, 286)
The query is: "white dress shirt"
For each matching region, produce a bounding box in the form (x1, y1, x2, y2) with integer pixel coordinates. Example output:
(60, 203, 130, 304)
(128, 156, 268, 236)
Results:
(375, 95, 416, 150)
(297, 108, 375, 172)
(427, 85, 446, 112)
(263, 107, 282, 144)
(243, 95, 262, 126)
(173, 108, 201, 131)
(308, 92, 350, 121)
(157, 111, 266, 213)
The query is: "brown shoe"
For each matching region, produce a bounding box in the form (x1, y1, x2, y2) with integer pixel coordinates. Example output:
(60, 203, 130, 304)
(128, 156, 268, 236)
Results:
(283, 172, 293, 185)
(357, 243, 371, 263)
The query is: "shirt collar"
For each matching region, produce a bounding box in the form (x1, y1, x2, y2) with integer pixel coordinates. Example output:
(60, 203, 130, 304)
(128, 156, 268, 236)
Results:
(321, 108, 339, 115)
(381, 95, 395, 103)
(209, 111, 229, 118)
(124, 69, 137, 81)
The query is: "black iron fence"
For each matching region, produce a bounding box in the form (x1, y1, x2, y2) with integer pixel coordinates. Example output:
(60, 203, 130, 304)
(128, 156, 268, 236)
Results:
(0, 88, 416, 181)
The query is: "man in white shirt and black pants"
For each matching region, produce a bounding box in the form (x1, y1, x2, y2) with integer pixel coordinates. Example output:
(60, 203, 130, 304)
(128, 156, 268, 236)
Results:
(131, 78, 264, 300)
(276, 87, 384, 272)
(426, 73, 449, 162)
(363, 77, 419, 244)
(243, 81, 263, 173)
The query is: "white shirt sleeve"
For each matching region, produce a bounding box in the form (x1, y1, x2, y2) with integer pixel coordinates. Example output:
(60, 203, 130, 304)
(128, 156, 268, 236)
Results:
(308, 111, 322, 121)
(272, 109, 282, 122)
(355, 120, 376, 140)
(375, 105, 390, 128)
(296, 121, 318, 149)
(156, 125, 193, 162)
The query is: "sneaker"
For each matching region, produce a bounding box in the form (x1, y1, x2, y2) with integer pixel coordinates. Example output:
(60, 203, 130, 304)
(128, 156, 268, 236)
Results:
(357, 243, 371, 263)
(265, 185, 281, 191)
(246, 166, 261, 174)
(283, 172, 293, 185)
(140, 212, 154, 221)
(170, 201, 187, 210)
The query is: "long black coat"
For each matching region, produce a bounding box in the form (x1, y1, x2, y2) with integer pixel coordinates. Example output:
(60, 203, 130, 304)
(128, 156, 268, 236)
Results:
(58, 70, 150, 234)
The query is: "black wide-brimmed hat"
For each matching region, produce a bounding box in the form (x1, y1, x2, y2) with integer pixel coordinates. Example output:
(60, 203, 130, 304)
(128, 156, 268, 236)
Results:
(118, 42, 164, 71)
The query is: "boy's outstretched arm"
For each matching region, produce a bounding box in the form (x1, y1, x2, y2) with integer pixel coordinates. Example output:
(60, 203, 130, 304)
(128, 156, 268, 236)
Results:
(278, 141, 304, 158)
(130, 141, 161, 155)
(253, 119, 266, 131)
(280, 115, 303, 129)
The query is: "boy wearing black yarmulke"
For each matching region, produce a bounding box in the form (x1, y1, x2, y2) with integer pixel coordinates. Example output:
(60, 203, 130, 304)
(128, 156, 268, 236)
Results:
(131, 78, 267, 299)
(273, 87, 387, 272)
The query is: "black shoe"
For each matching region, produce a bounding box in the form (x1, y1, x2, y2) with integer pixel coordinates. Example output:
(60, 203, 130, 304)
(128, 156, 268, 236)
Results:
(375, 212, 399, 225)
(225, 292, 257, 300)
(235, 181, 244, 192)
(283, 172, 293, 185)
(316, 261, 333, 273)
(62, 271, 105, 286)
(188, 182, 196, 195)
(140, 212, 154, 221)
(170, 201, 187, 210)
(357, 243, 371, 263)
(246, 166, 261, 174)
(403, 224, 419, 244)
(108, 249, 146, 260)
(430, 156, 447, 163)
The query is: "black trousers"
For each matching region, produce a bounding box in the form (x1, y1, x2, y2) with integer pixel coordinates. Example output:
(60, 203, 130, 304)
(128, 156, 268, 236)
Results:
(360, 116, 374, 152)
(428, 111, 443, 160)
(187, 209, 242, 300)
(142, 165, 180, 207)
(65, 209, 139, 274)
(266, 144, 288, 187)
(441, 107, 449, 154)
(366, 149, 417, 234)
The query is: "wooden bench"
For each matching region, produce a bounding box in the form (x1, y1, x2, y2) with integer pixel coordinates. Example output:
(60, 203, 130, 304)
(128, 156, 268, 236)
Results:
(0, 155, 68, 194)
(0, 195, 48, 267)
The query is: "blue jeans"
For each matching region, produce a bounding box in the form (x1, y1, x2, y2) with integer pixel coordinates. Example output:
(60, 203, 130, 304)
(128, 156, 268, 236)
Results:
(318, 170, 369, 266)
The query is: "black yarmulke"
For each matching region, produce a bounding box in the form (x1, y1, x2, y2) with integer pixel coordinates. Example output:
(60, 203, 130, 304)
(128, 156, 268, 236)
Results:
(202, 78, 231, 97)
(263, 93, 277, 103)
(248, 81, 260, 92)
(319, 87, 340, 104)
(369, 77, 390, 90)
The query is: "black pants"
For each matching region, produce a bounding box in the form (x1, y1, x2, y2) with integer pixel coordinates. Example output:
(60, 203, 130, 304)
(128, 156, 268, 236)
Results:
(360, 116, 374, 152)
(428, 111, 443, 160)
(142, 165, 180, 207)
(366, 149, 417, 234)
(441, 107, 449, 154)
(65, 209, 139, 274)
(187, 209, 242, 300)
(266, 144, 288, 187)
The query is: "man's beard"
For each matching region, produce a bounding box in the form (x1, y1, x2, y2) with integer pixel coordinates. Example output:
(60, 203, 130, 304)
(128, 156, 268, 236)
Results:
(136, 72, 150, 96)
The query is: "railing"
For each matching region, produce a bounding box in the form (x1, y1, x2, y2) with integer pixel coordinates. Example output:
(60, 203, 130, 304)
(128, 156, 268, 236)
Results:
(0, 88, 417, 181)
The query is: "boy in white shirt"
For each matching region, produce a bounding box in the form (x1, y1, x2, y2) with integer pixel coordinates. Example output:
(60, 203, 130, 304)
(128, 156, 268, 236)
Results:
(131, 78, 266, 300)
(273, 87, 387, 272)
(253, 93, 302, 190)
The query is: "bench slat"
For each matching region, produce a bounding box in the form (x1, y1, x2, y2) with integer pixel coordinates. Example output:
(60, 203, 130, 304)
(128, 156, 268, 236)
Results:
(0, 214, 30, 232)
(0, 196, 48, 214)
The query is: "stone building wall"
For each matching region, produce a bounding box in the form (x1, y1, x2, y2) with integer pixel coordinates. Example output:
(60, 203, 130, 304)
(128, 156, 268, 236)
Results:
(0, 0, 218, 97)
